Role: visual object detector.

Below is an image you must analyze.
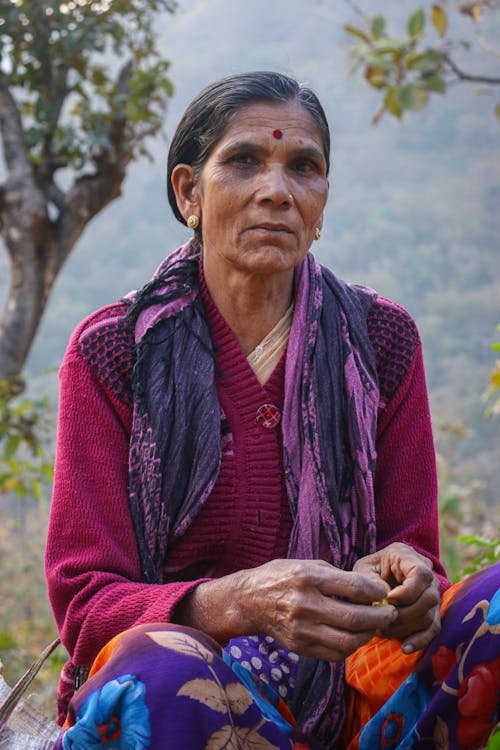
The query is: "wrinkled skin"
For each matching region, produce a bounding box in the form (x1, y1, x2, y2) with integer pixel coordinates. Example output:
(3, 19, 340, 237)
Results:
(353, 542, 441, 653)
(176, 544, 441, 662)
(170, 101, 441, 663)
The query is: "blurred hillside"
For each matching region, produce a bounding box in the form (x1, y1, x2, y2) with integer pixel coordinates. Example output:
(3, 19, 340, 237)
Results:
(1, 0, 499, 499)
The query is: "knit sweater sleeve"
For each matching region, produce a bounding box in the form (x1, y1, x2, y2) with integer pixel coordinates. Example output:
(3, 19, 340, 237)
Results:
(45, 305, 206, 672)
(368, 296, 450, 592)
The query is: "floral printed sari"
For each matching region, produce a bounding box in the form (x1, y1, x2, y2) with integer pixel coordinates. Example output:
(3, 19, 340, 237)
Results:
(53, 564, 499, 750)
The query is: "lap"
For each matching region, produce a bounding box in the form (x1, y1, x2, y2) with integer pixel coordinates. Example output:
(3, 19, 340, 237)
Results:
(345, 563, 500, 750)
(55, 564, 500, 750)
(55, 623, 316, 749)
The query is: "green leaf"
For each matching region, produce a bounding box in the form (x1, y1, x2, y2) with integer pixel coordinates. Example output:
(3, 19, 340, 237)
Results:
(366, 73, 388, 89)
(421, 72, 446, 93)
(405, 49, 441, 72)
(343, 24, 370, 43)
(370, 15, 386, 40)
(2, 434, 21, 460)
(400, 84, 429, 111)
(408, 8, 425, 37)
(366, 54, 396, 72)
(431, 5, 448, 37)
(385, 87, 403, 119)
(0, 631, 17, 650)
(485, 724, 500, 750)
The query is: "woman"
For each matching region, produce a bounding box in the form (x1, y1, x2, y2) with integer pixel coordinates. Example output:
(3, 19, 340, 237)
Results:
(46, 72, 499, 750)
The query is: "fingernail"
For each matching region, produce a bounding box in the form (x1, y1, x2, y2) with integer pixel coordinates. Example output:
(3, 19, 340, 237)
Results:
(402, 643, 414, 654)
(390, 607, 398, 621)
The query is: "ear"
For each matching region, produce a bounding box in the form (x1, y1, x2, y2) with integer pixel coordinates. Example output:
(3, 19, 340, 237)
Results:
(170, 164, 200, 222)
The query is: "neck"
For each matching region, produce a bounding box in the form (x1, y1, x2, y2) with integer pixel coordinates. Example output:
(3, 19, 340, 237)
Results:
(202, 256, 294, 355)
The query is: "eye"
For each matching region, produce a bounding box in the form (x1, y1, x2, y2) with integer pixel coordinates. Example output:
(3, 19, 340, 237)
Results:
(292, 159, 318, 174)
(229, 153, 258, 167)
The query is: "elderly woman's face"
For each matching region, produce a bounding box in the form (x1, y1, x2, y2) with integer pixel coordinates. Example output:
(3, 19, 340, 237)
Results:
(193, 99, 329, 277)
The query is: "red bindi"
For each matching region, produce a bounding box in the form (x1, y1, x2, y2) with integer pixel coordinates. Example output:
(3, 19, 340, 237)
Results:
(272, 129, 283, 139)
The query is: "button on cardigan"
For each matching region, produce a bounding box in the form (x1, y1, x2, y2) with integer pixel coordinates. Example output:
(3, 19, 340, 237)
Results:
(45, 277, 447, 724)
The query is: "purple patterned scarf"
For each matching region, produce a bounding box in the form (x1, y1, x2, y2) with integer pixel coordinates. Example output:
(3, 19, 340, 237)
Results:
(127, 238, 379, 746)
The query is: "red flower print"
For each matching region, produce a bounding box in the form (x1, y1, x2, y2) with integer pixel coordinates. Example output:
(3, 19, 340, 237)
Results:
(381, 712, 405, 748)
(456, 659, 500, 750)
(432, 646, 457, 683)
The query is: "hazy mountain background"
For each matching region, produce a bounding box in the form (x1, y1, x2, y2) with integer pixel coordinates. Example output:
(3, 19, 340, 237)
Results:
(1, 0, 499, 501)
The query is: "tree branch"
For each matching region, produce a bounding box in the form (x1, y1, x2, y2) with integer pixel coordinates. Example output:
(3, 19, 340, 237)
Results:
(344, 0, 370, 22)
(442, 52, 500, 84)
(0, 184, 5, 232)
(0, 81, 31, 178)
(54, 60, 135, 266)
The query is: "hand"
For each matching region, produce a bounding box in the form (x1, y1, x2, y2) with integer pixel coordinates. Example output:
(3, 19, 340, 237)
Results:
(175, 558, 398, 663)
(353, 542, 441, 654)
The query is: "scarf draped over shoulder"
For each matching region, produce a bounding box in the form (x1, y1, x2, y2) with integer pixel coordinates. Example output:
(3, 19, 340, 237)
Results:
(127, 238, 379, 745)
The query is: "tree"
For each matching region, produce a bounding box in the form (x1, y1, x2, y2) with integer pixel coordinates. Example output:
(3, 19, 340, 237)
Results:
(343, 1, 500, 123)
(0, 0, 176, 380)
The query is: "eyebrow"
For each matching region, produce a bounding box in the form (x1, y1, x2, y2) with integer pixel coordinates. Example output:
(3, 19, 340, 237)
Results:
(219, 140, 325, 163)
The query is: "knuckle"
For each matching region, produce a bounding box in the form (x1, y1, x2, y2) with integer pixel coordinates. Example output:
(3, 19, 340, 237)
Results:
(420, 566, 435, 583)
(286, 589, 305, 616)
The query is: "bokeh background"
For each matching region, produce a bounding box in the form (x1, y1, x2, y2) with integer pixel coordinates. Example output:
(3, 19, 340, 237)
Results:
(1, 0, 499, 718)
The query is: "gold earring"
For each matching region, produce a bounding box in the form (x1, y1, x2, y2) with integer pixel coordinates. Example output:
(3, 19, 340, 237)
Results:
(187, 215, 199, 230)
(314, 227, 321, 241)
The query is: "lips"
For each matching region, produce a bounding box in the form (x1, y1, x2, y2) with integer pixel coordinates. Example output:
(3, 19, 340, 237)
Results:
(250, 223, 293, 234)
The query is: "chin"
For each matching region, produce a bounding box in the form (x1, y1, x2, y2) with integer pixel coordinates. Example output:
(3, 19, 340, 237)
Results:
(242, 244, 307, 275)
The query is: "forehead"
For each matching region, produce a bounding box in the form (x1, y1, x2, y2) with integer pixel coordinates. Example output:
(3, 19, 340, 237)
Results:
(215, 99, 326, 154)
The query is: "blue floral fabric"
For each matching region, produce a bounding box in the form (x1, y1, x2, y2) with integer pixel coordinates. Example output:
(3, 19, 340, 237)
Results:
(53, 565, 499, 749)
(359, 564, 500, 750)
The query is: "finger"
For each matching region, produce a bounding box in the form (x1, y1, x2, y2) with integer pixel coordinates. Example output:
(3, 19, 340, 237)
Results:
(296, 623, 378, 662)
(385, 601, 438, 640)
(386, 566, 437, 606)
(317, 568, 391, 605)
(319, 599, 398, 633)
(384, 582, 440, 633)
(401, 608, 441, 654)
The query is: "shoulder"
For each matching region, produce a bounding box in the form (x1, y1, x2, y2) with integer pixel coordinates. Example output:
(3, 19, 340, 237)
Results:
(62, 301, 135, 406)
(367, 295, 421, 403)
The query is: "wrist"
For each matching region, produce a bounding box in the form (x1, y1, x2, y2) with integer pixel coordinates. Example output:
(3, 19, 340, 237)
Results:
(173, 571, 249, 644)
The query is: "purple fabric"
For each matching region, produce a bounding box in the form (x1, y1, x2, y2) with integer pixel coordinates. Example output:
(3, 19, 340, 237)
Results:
(54, 624, 318, 750)
(53, 565, 500, 749)
(126, 238, 379, 745)
(359, 563, 500, 749)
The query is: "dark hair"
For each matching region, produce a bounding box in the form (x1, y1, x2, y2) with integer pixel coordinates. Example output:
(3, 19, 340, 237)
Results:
(167, 70, 331, 226)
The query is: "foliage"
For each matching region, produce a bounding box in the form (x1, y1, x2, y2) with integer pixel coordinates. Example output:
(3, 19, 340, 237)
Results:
(436, 422, 499, 582)
(344, 2, 500, 123)
(0, 508, 63, 718)
(0, 379, 53, 500)
(0, 0, 177, 380)
(484, 324, 500, 419)
(457, 534, 500, 575)
(0, 0, 177, 169)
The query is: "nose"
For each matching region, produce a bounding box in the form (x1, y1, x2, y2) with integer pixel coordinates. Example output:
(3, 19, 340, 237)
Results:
(255, 165, 292, 206)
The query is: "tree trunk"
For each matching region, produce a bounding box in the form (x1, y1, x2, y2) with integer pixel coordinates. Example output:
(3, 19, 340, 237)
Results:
(0, 236, 54, 380)
(0, 61, 134, 381)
